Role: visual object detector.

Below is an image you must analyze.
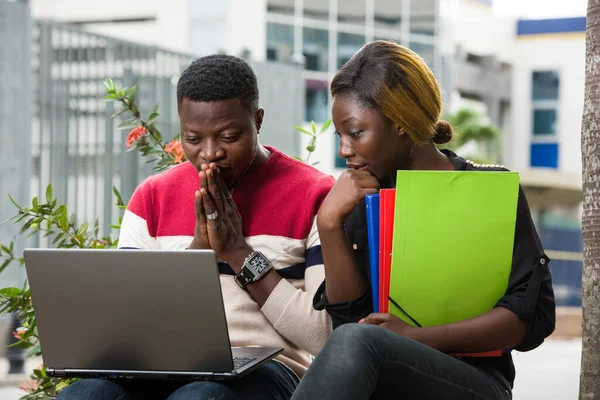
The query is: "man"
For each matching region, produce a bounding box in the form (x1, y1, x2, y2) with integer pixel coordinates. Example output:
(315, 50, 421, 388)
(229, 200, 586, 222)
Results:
(58, 55, 334, 399)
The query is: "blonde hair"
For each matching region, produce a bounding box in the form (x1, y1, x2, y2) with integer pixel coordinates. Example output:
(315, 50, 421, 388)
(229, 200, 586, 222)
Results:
(331, 40, 453, 145)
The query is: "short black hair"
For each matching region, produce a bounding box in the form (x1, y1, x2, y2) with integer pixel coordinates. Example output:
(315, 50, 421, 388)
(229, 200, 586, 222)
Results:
(176, 54, 259, 113)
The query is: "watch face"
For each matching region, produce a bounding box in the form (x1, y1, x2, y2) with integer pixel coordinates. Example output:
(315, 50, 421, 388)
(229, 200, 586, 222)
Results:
(247, 252, 270, 276)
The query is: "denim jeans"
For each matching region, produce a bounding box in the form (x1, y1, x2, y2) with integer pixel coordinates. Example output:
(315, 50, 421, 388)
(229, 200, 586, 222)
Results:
(56, 360, 299, 400)
(291, 324, 512, 400)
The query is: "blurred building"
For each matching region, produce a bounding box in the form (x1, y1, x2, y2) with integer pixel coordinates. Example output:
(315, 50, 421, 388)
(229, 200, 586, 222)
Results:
(26, 0, 586, 308)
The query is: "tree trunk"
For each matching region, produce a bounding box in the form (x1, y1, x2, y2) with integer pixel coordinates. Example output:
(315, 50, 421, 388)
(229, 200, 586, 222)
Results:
(581, 0, 600, 398)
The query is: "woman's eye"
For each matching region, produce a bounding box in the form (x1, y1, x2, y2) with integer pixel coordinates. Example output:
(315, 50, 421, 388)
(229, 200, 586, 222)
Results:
(350, 130, 363, 138)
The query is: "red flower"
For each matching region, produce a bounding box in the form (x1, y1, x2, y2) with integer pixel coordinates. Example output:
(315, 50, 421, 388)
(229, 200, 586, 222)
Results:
(19, 379, 37, 393)
(165, 139, 185, 164)
(126, 126, 146, 148)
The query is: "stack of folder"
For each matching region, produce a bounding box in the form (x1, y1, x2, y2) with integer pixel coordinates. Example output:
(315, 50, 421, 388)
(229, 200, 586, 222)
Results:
(364, 170, 520, 357)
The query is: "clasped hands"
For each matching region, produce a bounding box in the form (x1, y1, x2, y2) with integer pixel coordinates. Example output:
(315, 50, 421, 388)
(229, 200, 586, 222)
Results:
(188, 163, 252, 269)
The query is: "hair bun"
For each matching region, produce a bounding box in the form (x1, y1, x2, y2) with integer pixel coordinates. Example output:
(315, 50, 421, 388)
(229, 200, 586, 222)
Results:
(432, 120, 454, 144)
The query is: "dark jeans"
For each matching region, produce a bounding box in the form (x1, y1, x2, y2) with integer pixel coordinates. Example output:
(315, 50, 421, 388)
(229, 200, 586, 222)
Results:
(56, 360, 299, 400)
(291, 324, 512, 400)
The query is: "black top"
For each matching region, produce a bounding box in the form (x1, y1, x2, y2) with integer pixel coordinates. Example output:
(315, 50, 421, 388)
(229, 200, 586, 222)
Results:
(313, 150, 556, 390)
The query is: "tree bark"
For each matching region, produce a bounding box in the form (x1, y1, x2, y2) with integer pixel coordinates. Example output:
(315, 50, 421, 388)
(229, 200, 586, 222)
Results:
(581, 0, 600, 398)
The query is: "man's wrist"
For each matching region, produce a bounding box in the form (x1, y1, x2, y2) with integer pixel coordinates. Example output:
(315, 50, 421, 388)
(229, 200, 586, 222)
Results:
(221, 244, 254, 273)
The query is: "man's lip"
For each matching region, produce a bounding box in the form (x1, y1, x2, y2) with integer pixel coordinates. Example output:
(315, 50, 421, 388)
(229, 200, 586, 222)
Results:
(347, 164, 368, 171)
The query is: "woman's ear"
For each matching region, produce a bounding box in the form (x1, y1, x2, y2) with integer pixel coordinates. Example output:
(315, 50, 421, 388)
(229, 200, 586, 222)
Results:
(396, 126, 406, 137)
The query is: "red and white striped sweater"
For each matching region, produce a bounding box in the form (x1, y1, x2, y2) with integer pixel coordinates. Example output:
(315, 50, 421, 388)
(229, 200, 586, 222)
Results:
(118, 146, 335, 377)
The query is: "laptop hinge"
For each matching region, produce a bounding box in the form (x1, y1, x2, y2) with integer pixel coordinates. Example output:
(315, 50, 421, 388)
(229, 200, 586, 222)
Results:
(51, 369, 64, 376)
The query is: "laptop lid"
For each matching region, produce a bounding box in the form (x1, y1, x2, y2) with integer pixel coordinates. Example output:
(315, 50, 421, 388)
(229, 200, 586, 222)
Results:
(24, 248, 236, 374)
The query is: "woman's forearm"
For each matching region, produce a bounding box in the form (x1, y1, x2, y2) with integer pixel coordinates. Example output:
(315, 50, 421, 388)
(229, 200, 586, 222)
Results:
(318, 219, 368, 303)
(413, 307, 527, 353)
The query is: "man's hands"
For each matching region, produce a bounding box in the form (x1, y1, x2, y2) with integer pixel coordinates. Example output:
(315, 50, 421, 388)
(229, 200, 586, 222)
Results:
(188, 164, 252, 270)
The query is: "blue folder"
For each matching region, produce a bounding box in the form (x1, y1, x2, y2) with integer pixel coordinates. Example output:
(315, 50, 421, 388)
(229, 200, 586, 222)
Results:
(365, 194, 380, 312)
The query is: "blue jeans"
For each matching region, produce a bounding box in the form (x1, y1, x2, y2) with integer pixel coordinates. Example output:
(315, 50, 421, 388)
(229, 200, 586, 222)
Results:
(57, 360, 299, 400)
(291, 323, 511, 400)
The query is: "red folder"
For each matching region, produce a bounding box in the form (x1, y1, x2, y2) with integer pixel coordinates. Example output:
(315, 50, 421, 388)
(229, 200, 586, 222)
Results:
(378, 189, 395, 313)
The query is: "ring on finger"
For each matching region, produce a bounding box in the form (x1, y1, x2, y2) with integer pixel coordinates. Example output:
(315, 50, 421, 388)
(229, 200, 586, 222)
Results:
(206, 210, 219, 220)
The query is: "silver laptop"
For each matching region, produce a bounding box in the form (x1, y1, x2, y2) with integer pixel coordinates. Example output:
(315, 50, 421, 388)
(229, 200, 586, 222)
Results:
(23, 248, 283, 381)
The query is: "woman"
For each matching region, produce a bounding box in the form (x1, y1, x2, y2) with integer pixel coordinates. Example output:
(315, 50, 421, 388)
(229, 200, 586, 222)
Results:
(292, 41, 555, 400)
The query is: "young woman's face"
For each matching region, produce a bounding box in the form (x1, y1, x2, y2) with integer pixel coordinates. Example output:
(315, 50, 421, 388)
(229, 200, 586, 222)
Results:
(332, 93, 411, 182)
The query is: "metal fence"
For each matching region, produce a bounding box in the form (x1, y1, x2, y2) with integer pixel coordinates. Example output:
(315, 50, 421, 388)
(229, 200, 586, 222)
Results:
(30, 21, 195, 239)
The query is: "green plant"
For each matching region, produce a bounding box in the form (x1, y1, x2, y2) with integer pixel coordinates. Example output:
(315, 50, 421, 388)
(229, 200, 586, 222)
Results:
(294, 119, 332, 165)
(0, 79, 328, 399)
(440, 108, 501, 164)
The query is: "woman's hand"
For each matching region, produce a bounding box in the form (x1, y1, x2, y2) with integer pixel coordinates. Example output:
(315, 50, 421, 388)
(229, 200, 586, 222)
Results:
(317, 170, 379, 229)
(361, 313, 419, 339)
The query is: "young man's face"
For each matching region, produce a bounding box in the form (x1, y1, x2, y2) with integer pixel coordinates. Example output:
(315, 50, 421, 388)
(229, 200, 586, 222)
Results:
(179, 98, 264, 189)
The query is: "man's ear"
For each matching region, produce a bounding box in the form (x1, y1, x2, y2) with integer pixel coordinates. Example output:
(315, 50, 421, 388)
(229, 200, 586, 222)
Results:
(255, 108, 265, 133)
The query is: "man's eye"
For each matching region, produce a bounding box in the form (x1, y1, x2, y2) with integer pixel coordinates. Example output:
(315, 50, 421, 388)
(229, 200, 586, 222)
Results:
(221, 135, 240, 142)
(186, 138, 201, 144)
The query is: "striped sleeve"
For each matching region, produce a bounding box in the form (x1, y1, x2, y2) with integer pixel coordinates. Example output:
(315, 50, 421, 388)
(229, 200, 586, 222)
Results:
(260, 176, 334, 355)
(118, 181, 158, 249)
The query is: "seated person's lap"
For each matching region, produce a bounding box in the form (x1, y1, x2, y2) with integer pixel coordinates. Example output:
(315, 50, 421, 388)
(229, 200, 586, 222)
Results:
(57, 360, 299, 400)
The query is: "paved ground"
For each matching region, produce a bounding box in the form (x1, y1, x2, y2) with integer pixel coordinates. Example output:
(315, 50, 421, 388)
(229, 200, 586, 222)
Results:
(0, 339, 583, 399)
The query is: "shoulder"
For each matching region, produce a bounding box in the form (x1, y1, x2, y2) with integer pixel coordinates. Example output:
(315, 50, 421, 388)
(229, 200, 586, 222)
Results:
(268, 147, 335, 193)
(136, 162, 197, 193)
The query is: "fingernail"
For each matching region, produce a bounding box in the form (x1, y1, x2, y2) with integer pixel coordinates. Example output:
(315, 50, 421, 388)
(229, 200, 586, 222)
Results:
(358, 318, 365, 324)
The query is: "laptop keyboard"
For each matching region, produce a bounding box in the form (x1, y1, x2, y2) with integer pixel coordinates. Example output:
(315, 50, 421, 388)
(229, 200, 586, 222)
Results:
(233, 357, 256, 370)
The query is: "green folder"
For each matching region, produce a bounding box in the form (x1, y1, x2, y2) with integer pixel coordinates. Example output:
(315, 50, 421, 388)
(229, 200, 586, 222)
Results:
(388, 170, 519, 327)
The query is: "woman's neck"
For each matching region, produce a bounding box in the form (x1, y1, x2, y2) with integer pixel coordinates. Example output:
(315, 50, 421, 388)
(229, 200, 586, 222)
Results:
(409, 142, 454, 171)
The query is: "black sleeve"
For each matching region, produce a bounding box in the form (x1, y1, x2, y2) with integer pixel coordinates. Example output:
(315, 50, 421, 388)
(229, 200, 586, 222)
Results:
(312, 202, 374, 330)
(494, 186, 556, 351)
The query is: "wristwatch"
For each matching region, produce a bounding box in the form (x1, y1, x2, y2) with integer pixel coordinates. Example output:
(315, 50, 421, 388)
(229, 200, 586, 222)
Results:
(234, 251, 273, 289)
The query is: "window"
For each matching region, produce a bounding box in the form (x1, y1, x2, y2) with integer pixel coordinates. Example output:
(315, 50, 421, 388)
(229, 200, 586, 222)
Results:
(530, 143, 558, 169)
(338, 32, 365, 69)
(530, 70, 560, 169)
(532, 71, 559, 100)
(533, 109, 557, 135)
(305, 79, 329, 123)
(303, 28, 329, 72)
(409, 41, 434, 66)
(266, 23, 294, 63)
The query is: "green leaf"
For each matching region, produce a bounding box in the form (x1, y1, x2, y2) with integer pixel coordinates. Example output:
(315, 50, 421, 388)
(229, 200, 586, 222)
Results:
(26, 343, 41, 358)
(103, 78, 116, 93)
(55, 380, 72, 391)
(111, 107, 129, 119)
(8, 194, 22, 211)
(20, 219, 35, 235)
(76, 222, 88, 237)
(0, 287, 22, 297)
(147, 111, 160, 124)
(306, 145, 316, 152)
(293, 126, 314, 136)
(59, 213, 68, 231)
(31, 196, 38, 211)
(0, 259, 13, 273)
(117, 119, 139, 130)
(112, 186, 125, 206)
(45, 185, 53, 204)
(319, 119, 332, 134)
(128, 83, 139, 103)
(310, 121, 317, 135)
